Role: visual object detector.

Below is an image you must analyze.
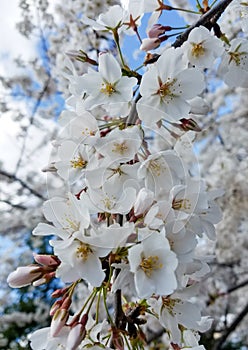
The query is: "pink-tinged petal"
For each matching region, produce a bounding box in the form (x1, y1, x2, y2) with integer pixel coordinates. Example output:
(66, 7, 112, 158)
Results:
(50, 309, 69, 337)
(99, 53, 122, 83)
(7, 266, 42, 288)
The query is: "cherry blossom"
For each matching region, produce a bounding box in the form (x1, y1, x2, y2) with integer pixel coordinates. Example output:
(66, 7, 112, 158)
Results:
(79, 52, 137, 114)
(137, 47, 205, 124)
(182, 26, 224, 68)
(128, 232, 178, 298)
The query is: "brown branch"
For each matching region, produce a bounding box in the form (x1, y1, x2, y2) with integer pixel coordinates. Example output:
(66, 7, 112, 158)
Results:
(213, 302, 248, 350)
(0, 169, 46, 200)
(172, 0, 234, 48)
(227, 279, 248, 295)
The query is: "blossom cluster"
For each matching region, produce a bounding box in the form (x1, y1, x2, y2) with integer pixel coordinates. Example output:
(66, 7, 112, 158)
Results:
(7, 0, 248, 349)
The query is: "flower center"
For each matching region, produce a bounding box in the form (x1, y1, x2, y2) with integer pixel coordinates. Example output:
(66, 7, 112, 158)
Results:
(101, 82, 116, 96)
(101, 196, 116, 210)
(140, 255, 163, 277)
(76, 242, 92, 261)
(191, 42, 205, 57)
(70, 156, 87, 169)
(228, 44, 247, 66)
(149, 159, 164, 177)
(112, 141, 128, 155)
(172, 198, 191, 211)
(157, 77, 177, 101)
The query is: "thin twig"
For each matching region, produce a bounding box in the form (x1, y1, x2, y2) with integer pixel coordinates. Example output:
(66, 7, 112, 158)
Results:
(0, 169, 46, 200)
(213, 302, 248, 350)
(172, 0, 234, 48)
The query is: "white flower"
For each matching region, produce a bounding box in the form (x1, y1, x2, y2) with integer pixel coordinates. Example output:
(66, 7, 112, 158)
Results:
(81, 5, 127, 31)
(87, 183, 137, 215)
(137, 47, 205, 124)
(182, 26, 224, 68)
(138, 150, 185, 197)
(58, 109, 99, 143)
(218, 38, 248, 87)
(94, 125, 142, 162)
(86, 160, 140, 193)
(128, 232, 178, 298)
(151, 296, 202, 345)
(79, 53, 137, 114)
(55, 140, 94, 184)
(50, 236, 108, 286)
(38, 193, 90, 238)
(51, 222, 134, 286)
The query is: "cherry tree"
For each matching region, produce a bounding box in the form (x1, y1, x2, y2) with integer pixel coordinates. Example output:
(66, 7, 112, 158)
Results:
(2, 0, 248, 349)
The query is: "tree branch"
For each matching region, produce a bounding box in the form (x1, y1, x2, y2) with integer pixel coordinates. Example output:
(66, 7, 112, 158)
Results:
(213, 302, 248, 350)
(172, 0, 234, 48)
(0, 199, 27, 210)
(0, 169, 46, 200)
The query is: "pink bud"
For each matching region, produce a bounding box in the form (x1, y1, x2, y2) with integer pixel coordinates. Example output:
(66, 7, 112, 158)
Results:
(50, 300, 63, 316)
(7, 265, 43, 288)
(148, 24, 171, 38)
(50, 309, 69, 337)
(66, 317, 87, 350)
(33, 271, 56, 287)
(33, 253, 60, 267)
(140, 38, 161, 52)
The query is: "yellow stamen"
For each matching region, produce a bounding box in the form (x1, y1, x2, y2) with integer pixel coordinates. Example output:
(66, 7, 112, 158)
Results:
(140, 255, 163, 277)
(100, 82, 116, 96)
(112, 141, 128, 155)
(76, 242, 92, 261)
(70, 156, 87, 169)
(191, 42, 205, 58)
(157, 77, 178, 101)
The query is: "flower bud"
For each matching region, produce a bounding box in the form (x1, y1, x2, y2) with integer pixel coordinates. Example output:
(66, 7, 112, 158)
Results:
(33, 253, 60, 267)
(148, 24, 171, 38)
(179, 118, 202, 132)
(33, 271, 56, 287)
(50, 309, 69, 337)
(66, 315, 88, 350)
(50, 300, 63, 316)
(7, 265, 43, 288)
(140, 38, 161, 52)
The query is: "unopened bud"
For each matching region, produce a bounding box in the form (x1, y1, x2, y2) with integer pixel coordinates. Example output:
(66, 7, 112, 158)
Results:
(140, 38, 161, 52)
(50, 308, 69, 337)
(33, 271, 56, 286)
(66, 314, 88, 350)
(50, 300, 63, 316)
(179, 118, 202, 132)
(33, 253, 60, 267)
(51, 287, 68, 298)
(7, 265, 43, 288)
(148, 24, 172, 38)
